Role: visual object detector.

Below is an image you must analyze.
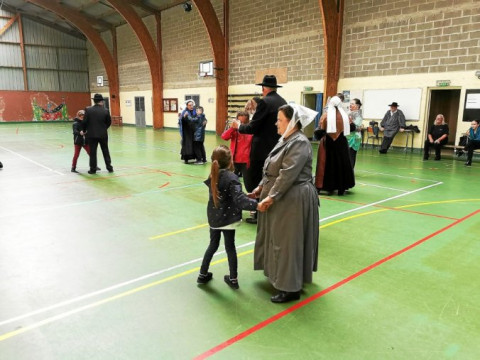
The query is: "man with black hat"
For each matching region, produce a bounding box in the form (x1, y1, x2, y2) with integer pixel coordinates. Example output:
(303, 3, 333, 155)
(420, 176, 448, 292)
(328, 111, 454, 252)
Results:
(231, 75, 286, 223)
(82, 93, 114, 174)
(379, 101, 406, 154)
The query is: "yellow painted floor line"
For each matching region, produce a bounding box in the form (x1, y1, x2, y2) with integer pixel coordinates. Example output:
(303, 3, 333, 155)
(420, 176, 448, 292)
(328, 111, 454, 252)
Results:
(3, 199, 478, 342)
(149, 223, 209, 240)
(0, 249, 253, 342)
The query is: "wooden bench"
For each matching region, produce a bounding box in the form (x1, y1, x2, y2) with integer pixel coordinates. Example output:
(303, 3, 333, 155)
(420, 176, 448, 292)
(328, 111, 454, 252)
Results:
(440, 144, 480, 158)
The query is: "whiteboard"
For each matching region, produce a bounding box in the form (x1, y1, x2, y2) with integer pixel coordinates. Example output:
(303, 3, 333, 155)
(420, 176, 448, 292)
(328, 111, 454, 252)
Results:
(363, 88, 422, 121)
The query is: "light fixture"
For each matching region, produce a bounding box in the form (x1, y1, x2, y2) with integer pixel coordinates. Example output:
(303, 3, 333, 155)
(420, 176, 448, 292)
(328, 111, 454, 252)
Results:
(183, 2, 192, 12)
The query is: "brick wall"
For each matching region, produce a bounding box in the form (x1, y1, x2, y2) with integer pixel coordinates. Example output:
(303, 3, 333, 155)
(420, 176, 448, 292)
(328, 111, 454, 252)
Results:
(229, 0, 324, 85)
(161, 1, 223, 89)
(88, 31, 112, 93)
(87, 0, 325, 93)
(116, 16, 157, 91)
(343, 0, 480, 77)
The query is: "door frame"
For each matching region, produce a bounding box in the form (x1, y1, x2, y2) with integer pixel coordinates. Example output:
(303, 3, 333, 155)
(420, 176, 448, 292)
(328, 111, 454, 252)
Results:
(425, 87, 461, 145)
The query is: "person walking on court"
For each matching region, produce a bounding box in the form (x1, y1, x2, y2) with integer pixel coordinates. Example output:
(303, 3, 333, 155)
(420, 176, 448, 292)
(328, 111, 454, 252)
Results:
(231, 75, 286, 224)
(81, 94, 113, 174)
(197, 145, 258, 289)
(379, 102, 406, 154)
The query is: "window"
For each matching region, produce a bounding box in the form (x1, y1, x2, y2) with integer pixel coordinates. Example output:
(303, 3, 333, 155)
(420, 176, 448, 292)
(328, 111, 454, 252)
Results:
(185, 95, 200, 107)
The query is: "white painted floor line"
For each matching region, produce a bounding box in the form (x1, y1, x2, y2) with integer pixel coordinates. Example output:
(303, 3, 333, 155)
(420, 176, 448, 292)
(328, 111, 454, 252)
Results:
(356, 181, 408, 192)
(0, 145, 64, 176)
(0, 180, 442, 329)
(0, 241, 254, 327)
(320, 181, 443, 223)
(357, 169, 439, 183)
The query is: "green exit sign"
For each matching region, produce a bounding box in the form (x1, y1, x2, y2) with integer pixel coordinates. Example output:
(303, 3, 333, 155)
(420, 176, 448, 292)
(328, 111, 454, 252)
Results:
(436, 80, 451, 87)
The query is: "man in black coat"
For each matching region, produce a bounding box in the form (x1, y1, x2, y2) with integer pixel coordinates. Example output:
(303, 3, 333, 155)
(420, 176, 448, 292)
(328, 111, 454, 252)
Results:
(232, 75, 287, 223)
(82, 94, 113, 174)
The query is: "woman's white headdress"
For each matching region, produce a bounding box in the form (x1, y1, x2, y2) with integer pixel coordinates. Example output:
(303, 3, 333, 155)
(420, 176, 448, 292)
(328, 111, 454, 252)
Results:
(327, 96, 350, 136)
(282, 104, 318, 140)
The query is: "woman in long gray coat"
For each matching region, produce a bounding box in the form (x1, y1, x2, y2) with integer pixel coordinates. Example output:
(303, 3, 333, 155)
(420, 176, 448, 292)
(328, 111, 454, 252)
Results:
(252, 104, 319, 303)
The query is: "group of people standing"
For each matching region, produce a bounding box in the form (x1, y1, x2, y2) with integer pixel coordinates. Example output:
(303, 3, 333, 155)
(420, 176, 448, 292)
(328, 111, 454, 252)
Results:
(197, 75, 320, 303)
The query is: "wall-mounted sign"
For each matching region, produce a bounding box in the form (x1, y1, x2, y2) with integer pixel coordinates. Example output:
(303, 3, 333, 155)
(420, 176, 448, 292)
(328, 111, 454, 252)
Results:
(465, 93, 480, 109)
(97, 76, 104, 87)
(125, 100, 132, 107)
(163, 98, 178, 112)
(436, 80, 450, 87)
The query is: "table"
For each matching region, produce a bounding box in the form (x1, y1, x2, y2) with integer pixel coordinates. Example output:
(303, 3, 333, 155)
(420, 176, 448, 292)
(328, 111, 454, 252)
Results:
(402, 129, 414, 152)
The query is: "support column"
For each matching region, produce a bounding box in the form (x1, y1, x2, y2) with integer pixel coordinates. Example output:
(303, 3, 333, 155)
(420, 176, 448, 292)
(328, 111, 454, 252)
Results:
(319, 0, 344, 103)
(17, 15, 28, 91)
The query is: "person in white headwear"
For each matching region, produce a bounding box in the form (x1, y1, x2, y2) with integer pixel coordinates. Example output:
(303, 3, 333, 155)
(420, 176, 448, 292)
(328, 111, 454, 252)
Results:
(179, 100, 197, 164)
(250, 104, 319, 303)
(314, 94, 355, 195)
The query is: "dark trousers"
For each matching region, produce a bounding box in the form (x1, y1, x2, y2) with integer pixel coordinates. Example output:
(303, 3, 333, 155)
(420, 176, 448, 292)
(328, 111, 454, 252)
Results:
(465, 139, 480, 163)
(72, 144, 90, 168)
(200, 229, 237, 278)
(193, 141, 206, 162)
(89, 137, 112, 171)
(244, 159, 263, 193)
(424, 139, 447, 159)
(349, 148, 357, 168)
(380, 136, 394, 152)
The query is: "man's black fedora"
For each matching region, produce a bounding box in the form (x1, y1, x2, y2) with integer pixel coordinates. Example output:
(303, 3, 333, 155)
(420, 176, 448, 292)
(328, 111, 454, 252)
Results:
(256, 75, 282, 88)
(388, 102, 399, 107)
(92, 93, 104, 102)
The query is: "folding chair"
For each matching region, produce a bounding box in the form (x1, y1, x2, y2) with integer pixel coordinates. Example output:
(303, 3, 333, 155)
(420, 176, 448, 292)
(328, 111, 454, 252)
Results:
(365, 125, 383, 148)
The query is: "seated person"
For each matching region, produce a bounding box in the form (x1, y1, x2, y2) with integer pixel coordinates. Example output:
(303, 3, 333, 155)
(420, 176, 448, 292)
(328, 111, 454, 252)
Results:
(423, 114, 449, 161)
(463, 119, 480, 167)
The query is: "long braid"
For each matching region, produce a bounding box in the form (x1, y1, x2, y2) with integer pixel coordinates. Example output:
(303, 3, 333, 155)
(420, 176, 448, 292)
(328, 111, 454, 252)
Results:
(210, 160, 220, 208)
(209, 145, 234, 208)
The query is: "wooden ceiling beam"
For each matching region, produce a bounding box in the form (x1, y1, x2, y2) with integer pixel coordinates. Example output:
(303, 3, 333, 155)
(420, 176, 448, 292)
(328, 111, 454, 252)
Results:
(319, 0, 344, 102)
(124, 0, 159, 14)
(1, 2, 85, 38)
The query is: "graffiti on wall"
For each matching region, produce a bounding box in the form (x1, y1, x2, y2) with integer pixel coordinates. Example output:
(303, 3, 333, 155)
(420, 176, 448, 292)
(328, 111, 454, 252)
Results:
(32, 97, 69, 121)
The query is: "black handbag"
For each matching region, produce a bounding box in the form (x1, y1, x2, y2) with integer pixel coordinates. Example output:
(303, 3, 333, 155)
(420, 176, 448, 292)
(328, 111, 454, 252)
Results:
(458, 135, 468, 147)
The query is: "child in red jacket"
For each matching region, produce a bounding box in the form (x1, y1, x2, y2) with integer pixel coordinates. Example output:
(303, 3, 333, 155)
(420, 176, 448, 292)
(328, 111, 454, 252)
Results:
(221, 111, 253, 190)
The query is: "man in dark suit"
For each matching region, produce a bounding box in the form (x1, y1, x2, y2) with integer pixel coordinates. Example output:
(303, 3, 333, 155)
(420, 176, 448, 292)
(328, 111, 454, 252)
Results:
(82, 93, 113, 174)
(232, 75, 286, 223)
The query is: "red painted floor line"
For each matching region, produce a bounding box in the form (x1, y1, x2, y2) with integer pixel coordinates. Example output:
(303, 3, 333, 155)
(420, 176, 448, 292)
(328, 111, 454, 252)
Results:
(194, 209, 480, 359)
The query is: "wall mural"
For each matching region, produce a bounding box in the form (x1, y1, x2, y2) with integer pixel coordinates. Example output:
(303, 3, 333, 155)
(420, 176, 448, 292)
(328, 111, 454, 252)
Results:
(0, 91, 90, 122)
(32, 97, 69, 121)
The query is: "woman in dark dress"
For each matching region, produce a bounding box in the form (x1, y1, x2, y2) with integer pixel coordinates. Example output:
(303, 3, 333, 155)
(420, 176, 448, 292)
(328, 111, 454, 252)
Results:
(180, 100, 196, 164)
(315, 95, 355, 195)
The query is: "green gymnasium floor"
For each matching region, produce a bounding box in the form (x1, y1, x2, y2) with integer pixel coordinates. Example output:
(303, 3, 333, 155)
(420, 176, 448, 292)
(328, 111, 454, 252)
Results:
(0, 123, 479, 359)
